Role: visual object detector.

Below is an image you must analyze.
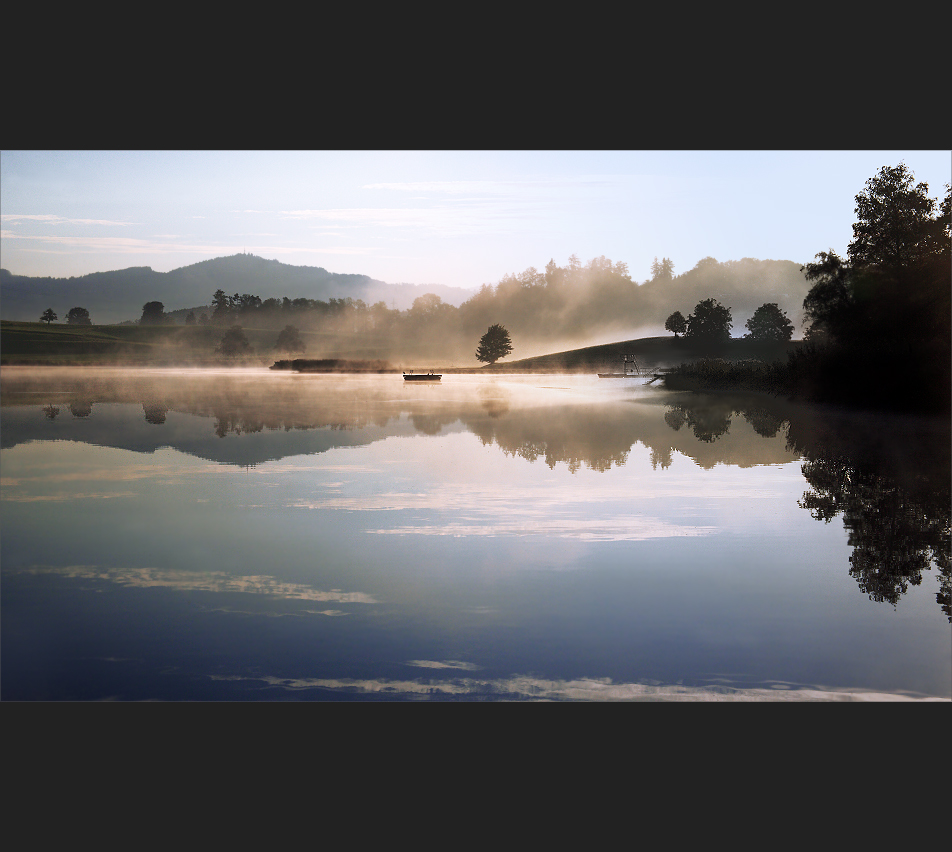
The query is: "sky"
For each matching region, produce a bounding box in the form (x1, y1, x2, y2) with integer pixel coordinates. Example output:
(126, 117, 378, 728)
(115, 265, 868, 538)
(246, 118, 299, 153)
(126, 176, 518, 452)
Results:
(2, 150, 949, 290)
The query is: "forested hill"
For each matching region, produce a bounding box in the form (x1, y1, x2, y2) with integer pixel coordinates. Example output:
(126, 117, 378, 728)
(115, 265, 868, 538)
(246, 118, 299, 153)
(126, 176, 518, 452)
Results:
(1, 253, 813, 361)
(0, 254, 475, 325)
(454, 255, 811, 354)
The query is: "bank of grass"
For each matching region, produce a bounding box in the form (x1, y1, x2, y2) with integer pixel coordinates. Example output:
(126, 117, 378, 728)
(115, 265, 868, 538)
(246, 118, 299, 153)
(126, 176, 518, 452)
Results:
(661, 357, 790, 395)
(662, 340, 951, 415)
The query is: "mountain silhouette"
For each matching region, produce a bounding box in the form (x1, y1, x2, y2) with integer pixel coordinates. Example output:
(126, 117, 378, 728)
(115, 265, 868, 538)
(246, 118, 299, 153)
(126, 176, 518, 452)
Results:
(0, 254, 475, 324)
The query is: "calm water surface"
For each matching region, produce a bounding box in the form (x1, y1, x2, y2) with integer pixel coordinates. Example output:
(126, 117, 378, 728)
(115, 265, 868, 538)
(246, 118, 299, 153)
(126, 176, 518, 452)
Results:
(2, 367, 949, 700)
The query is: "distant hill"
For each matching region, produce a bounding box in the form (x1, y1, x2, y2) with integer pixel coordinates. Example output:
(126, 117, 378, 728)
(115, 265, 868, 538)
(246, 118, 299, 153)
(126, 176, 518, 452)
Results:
(0, 254, 476, 325)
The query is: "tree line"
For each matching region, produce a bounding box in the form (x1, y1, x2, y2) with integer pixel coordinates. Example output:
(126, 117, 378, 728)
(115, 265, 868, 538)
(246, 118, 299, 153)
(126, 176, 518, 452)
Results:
(40, 307, 92, 325)
(660, 163, 950, 414)
(664, 299, 794, 342)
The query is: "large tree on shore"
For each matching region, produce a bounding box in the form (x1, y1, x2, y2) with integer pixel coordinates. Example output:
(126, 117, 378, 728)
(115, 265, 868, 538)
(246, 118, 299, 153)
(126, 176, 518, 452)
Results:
(685, 298, 732, 342)
(848, 163, 943, 273)
(476, 324, 513, 364)
(745, 303, 794, 341)
(799, 164, 950, 412)
(802, 164, 950, 346)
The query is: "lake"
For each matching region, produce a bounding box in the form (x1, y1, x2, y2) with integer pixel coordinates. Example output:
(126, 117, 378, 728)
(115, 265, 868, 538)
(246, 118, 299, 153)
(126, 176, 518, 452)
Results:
(1, 366, 949, 701)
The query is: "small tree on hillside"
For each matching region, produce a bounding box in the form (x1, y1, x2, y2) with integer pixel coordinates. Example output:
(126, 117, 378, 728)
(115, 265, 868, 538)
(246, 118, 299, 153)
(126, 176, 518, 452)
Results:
(476, 324, 513, 364)
(41, 308, 57, 324)
(664, 311, 687, 338)
(66, 307, 92, 326)
(685, 298, 732, 342)
(216, 326, 253, 357)
(745, 303, 794, 341)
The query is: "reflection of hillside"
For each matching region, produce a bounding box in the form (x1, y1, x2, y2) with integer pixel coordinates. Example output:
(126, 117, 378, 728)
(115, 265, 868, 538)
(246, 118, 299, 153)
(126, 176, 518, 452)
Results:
(1, 369, 803, 472)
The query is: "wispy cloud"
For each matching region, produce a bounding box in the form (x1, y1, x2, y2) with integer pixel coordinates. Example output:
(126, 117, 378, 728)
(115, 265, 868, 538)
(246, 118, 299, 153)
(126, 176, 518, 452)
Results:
(0, 214, 136, 226)
(206, 672, 936, 701)
(19, 564, 380, 603)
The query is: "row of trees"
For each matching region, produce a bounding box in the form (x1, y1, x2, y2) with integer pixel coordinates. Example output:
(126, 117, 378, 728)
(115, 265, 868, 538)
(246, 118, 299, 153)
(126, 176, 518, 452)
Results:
(664, 300, 794, 342)
(40, 307, 92, 325)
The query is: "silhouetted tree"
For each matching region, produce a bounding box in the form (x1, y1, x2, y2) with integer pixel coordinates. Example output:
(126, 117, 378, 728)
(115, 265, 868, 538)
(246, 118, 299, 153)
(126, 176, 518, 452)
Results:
(848, 163, 943, 273)
(40, 308, 57, 324)
(801, 250, 854, 341)
(685, 298, 732, 342)
(476, 324, 513, 364)
(664, 311, 687, 338)
(140, 301, 166, 325)
(216, 326, 253, 357)
(799, 164, 950, 412)
(745, 303, 794, 340)
(185, 311, 197, 325)
(66, 307, 92, 326)
(275, 324, 305, 354)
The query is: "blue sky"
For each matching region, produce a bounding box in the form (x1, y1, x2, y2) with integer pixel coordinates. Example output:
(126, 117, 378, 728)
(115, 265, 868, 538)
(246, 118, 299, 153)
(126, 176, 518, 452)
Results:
(2, 150, 949, 290)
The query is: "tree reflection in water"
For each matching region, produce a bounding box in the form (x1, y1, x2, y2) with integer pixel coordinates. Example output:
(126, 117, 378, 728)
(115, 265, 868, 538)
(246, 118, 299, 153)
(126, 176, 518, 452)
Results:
(663, 398, 951, 621)
(4, 370, 947, 620)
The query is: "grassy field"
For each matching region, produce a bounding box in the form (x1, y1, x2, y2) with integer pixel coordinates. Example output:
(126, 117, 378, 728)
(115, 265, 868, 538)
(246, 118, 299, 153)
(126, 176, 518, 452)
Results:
(0, 320, 393, 366)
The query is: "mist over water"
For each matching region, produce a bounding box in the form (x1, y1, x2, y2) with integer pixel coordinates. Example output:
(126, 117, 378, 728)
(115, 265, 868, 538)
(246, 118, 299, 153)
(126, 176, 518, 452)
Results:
(2, 367, 948, 700)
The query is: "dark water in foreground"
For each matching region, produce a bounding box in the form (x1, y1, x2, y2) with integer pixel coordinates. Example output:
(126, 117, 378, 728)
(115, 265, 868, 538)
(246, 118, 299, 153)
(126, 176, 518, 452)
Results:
(1, 367, 949, 701)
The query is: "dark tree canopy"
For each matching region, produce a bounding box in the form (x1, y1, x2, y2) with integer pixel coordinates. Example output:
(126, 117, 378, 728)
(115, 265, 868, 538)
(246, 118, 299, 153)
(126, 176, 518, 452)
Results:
(66, 307, 92, 326)
(476, 324, 513, 364)
(801, 164, 950, 346)
(801, 250, 854, 341)
(848, 163, 941, 273)
(798, 164, 950, 413)
(41, 308, 57, 324)
(745, 303, 794, 341)
(215, 325, 253, 357)
(685, 298, 732, 342)
(664, 310, 687, 338)
(140, 301, 166, 325)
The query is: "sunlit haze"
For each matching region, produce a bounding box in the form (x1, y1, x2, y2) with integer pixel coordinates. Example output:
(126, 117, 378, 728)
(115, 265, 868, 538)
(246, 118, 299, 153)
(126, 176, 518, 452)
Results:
(2, 150, 949, 287)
